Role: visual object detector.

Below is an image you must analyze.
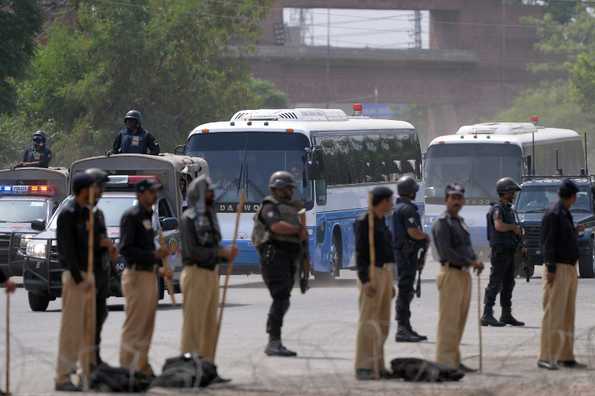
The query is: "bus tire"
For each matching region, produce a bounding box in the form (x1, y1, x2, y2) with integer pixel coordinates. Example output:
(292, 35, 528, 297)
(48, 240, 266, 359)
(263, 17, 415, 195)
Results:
(579, 251, 594, 279)
(28, 291, 50, 312)
(330, 229, 342, 278)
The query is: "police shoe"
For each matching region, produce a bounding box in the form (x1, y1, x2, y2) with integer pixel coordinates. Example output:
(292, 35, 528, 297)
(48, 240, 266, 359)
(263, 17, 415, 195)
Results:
(212, 375, 232, 384)
(557, 360, 588, 369)
(481, 314, 505, 327)
(395, 327, 424, 343)
(54, 381, 82, 392)
(537, 360, 559, 370)
(265, 340, 298, 357)
(500, 313, 525, 327)
(458, 363, 477, 373)
(409, 328, 428, 341)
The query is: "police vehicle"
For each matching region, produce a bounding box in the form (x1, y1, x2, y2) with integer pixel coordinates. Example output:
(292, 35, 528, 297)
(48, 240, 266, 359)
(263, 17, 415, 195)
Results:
(515, 176, 595, 279)
(181, 106, 423, 279)
(23, 153, 207, 311)
(0, 167, 68, 277)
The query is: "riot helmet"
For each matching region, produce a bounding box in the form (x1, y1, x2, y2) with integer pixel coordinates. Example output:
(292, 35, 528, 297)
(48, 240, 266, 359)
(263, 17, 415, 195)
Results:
(269, 171, 296, 190)
(496, 177, 521, 195)
(32, 130, 47, 145)
(124, 109, 142, 126)
(84, 168, 109, 186)
(397, 175, 419, 198)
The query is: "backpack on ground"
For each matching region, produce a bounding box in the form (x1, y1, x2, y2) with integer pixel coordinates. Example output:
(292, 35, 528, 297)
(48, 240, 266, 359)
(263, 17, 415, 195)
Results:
(390, 357, 465, 382)
(90, 363, 152, 392)
(151, 353, 218, 388)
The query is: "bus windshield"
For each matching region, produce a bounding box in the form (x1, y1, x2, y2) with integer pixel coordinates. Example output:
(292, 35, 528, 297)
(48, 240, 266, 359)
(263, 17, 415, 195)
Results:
(424, 143, 522, 202)
(516, 185, 591, 214)
(185, 132, 312, 209)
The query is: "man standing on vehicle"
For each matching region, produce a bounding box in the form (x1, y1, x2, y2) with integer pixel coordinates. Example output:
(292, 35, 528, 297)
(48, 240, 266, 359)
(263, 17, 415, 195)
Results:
(482, 177, 524, 327)
(538, 179, 586, 370)
(252, 171, 306, 357)
(112, 110, 160, 155)
(17, 130, 52, 168)
(84, 168, 118, 366)
(119, 179, 172, 377)
(354, 186, 396, 380)
(54, 173, 103, 391)
(392, 175, 430, 343)
(179, 175, 237, 381)
(432, 183, 483, 372)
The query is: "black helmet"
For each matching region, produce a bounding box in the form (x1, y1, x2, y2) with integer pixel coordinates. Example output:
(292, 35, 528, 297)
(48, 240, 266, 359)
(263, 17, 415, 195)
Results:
(559, 178, 579, 198)
(84, 168, 109, 186)
(32, 130, 47, 143)
(269, 171, 296, 190)
(124, 109, 142, 125)
(496, 177, 521, 195)
(397, 175, 419, 197)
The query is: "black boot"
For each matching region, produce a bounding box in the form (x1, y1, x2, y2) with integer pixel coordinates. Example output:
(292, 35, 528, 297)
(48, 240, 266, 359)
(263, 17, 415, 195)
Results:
(395, 325, 424, 342)
(408, 325, 428, 341)
(481, 306, 505, 327)
(264, 338, 297, 357)
(500, 309, 525, 327)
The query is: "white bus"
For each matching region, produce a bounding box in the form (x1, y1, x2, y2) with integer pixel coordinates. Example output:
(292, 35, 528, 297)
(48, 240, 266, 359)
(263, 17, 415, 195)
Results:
(423, 122, 584, 256)
(183, 108, 423, 278)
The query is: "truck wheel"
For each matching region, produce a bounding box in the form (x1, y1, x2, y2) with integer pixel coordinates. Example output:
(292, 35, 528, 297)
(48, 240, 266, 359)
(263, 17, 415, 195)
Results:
(28, 292, 50, 312)
(578, 252, 594, 279)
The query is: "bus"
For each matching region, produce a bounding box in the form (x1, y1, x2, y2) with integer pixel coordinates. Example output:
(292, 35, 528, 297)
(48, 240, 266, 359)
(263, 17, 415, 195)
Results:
(183, 108, 423, 279)
(423, 122, 584, 256)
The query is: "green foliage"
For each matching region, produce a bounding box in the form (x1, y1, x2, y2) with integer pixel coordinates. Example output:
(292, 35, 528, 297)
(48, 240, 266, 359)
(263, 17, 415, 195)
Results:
(0, 0, 42, 113)
(249, 79, 289, 108)
(2, 0, 279, 167)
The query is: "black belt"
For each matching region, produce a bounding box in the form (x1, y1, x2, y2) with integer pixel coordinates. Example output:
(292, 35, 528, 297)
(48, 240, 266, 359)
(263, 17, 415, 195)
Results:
(126, 264, 156, 272)
(441, 262, 465, 271)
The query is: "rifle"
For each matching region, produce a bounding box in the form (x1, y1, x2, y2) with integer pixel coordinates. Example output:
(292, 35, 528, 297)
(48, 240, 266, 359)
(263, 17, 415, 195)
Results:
(298, 209, 310, 294)
(159, 231, 177, 305)
(414, 239, 429, 298)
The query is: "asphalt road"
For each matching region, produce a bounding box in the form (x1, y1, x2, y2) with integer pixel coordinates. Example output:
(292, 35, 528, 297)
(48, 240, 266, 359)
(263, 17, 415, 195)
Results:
(3, 261, 595, 395)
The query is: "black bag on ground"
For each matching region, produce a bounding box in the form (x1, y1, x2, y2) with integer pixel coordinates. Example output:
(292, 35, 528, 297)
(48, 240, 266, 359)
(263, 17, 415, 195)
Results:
(390, 358, 465, 382)
(90, 363, 152, 392)
(151, 353, 218, 388)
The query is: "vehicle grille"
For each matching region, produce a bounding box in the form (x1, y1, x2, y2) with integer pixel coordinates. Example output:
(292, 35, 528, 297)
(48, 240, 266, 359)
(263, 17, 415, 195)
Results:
(523, 225, 541, 249)
(49, 244, 58, 262)
(0, 234, 11, 264)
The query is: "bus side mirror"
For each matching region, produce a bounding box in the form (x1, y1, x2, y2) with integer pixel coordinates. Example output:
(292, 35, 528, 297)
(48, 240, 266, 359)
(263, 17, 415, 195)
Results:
(307, 146, 325, 180)
(174, 145, 185, 155)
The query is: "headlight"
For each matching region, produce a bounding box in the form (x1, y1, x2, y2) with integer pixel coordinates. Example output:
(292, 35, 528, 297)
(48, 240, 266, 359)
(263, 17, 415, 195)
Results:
(26, 240, 48, 259)
(20, 235, 32, 250)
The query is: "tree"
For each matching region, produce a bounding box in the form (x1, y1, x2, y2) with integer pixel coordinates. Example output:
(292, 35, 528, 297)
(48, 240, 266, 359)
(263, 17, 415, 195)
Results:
(7, 0, 275, 166)
(0, 0, 42, 113)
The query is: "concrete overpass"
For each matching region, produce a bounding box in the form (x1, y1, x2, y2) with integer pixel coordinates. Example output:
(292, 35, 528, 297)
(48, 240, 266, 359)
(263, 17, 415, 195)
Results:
(247, 0, 546, 143)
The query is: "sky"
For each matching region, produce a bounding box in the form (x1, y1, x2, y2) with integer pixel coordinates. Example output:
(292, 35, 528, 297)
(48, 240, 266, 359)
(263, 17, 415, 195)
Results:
(283, 8, 430, 49)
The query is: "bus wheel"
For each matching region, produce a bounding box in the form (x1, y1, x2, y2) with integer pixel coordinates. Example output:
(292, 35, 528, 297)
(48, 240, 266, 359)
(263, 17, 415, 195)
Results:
(28, 291, 50, 312)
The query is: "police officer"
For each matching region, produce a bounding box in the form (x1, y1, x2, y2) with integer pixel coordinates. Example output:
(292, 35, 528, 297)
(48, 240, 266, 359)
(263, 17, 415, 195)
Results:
(84, 168, 118, 366)
(482, 177, 524, 327)
(432, 183, 483, 372)
(538, 179, 586, 370)
(112, 110, 160, 155)
(54, 173, 103, 391)
(253, 171, 306, 357)
(18, 131, 52, 168)
(392, 175, 430, 343)
(179, 175, 237, 381)
(354, 186, 396, 380)
(119, 179, 172, 376)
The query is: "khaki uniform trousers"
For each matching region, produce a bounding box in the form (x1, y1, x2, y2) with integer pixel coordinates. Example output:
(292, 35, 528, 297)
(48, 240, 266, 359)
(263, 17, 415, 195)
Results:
(355, 265, 394, 372)
(119, 269, 158, 375)
(180, 265, 219, 362)
(55, 271, 96, 385)
(539, 263, 578, 362)
(436, 266, 471, 369)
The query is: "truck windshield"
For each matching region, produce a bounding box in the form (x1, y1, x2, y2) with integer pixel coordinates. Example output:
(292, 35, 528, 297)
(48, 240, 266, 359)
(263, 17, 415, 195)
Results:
(0, 200, 47, 223)
(424, 143, 522, 203)
(185, 132, 312, 211)
(49, 195, 138, 230)
(516, 185, 591, 213)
